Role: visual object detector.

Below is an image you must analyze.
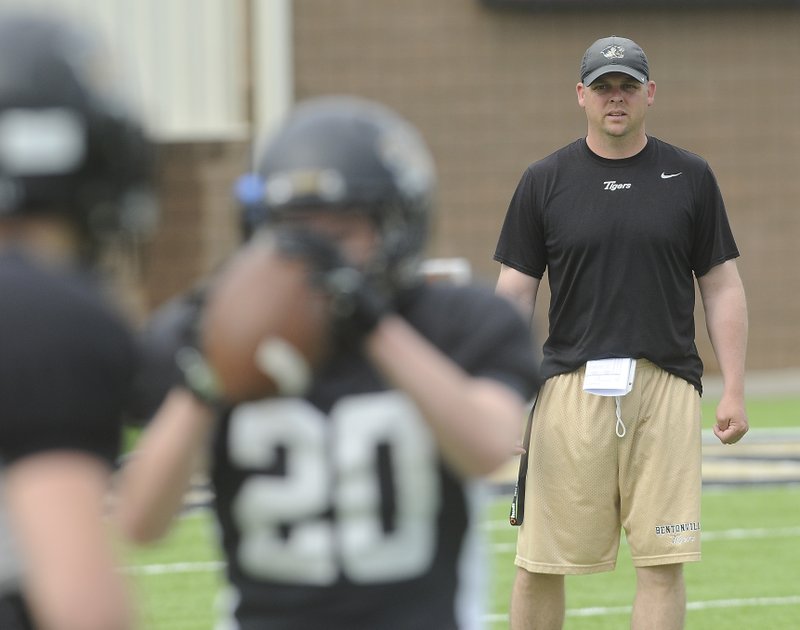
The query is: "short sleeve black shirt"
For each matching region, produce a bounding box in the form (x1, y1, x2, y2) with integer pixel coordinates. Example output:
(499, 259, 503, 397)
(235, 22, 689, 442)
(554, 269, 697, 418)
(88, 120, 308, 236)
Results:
(494, 137, 739, 392)
(0, 250, 137, 466)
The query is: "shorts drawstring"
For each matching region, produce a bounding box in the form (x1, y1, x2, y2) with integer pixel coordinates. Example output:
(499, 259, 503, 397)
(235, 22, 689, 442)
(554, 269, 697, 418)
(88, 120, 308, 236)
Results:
(614, 395, 626, 438)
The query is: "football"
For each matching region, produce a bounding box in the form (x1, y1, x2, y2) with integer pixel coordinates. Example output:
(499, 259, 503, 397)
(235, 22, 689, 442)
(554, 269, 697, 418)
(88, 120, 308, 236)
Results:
(200, 234, 331, 402)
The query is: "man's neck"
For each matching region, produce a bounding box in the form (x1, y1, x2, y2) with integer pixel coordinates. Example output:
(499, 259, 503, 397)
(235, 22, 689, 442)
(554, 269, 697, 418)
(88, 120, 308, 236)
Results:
(585, 131, 648, 160)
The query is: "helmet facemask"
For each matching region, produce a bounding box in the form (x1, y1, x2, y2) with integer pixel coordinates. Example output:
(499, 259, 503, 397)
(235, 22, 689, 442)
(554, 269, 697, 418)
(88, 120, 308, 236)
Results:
(236, 96, 436, 299)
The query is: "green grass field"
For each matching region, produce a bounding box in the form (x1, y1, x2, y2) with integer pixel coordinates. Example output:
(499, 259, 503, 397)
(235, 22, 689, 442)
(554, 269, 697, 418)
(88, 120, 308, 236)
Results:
(122, 396, 800, 629)
(486, 485, 800, 629)
(702, 395, 800, 430)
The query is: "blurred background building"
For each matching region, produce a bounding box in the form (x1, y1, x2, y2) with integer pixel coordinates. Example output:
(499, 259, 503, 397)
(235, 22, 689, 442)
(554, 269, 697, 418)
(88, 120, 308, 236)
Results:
(2, 0, 797, 374)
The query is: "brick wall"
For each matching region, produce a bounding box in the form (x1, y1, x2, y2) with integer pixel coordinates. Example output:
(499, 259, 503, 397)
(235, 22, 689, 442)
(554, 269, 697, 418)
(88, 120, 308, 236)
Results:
(142, 2, 800, 374)
(138, 141, 248, 314)
(286, 0, 800, 373)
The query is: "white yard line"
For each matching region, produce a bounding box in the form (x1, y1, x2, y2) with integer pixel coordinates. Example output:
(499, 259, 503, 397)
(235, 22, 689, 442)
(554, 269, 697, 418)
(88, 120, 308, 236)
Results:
(121, 560, 225, 576)
(124, 522, 800, 623)
(702, 525, 800, 541)
(124, 524, 800, 575)
(483, 595, 800, 622)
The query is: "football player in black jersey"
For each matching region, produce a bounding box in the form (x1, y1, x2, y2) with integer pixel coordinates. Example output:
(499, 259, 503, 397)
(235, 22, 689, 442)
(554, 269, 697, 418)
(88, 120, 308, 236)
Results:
(0, 12, 154, 630)
(494, 36, 748, 630)
(118, 96, 539, 629)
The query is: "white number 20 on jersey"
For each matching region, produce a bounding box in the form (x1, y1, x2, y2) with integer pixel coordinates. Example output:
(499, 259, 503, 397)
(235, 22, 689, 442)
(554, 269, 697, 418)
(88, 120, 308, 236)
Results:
(228, 391, 441, 585)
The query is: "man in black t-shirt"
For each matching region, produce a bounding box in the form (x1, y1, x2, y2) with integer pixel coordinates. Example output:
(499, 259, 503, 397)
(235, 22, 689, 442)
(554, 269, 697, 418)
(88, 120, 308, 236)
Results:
(118, 96, 540, 629)
(0, 13, 153, 630)
(494, 36, 748, 630)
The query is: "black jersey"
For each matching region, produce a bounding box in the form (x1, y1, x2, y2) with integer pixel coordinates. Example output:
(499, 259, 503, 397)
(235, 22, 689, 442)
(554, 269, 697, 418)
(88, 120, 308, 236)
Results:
(209, 282, 539, 630)
(0, 249, 138, 621)
(0, 250, 137, 465)
(494, 137, 739, 392)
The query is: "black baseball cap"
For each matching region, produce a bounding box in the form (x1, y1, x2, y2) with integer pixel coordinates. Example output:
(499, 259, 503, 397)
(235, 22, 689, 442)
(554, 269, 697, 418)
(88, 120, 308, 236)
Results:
(580, 36, 649, 86)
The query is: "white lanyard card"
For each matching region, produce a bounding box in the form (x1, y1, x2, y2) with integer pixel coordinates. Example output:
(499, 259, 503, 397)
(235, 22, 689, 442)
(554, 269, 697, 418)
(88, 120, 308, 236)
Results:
(583, 358, 637, 396)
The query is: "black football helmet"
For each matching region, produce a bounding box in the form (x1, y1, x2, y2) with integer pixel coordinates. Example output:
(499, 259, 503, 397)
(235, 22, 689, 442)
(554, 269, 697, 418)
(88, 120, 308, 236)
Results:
(0, 13, 155, 255)
(236, 96, 436, 290)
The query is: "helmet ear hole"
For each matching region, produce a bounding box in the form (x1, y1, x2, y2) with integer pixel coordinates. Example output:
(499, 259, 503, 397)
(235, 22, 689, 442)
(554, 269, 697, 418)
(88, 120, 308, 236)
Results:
(237, 96, 436, 291)
(235, 173, 269, 240)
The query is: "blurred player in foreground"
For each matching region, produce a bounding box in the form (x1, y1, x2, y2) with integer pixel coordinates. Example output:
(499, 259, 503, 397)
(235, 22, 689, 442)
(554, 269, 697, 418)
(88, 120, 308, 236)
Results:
(118, 96, 539, 629)
(0, 12, 154, 630)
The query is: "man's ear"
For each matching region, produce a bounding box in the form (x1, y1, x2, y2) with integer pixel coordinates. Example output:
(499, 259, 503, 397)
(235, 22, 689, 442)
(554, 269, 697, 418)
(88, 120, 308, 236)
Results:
(647, 80, 656, 106)
(576, 82, 586, 108)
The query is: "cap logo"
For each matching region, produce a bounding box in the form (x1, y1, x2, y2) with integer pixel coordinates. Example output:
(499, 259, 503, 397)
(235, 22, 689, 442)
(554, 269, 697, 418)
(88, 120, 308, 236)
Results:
(602, 44, 625, 60)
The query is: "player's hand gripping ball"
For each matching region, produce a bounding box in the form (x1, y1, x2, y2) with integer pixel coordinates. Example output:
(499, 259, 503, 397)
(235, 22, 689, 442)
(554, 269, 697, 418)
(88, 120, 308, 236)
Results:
(200, 231, 331, 402)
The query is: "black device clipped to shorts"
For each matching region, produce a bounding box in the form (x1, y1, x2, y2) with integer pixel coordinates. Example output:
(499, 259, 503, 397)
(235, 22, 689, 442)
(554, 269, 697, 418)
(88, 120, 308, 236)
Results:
(509, 399, 537, 526)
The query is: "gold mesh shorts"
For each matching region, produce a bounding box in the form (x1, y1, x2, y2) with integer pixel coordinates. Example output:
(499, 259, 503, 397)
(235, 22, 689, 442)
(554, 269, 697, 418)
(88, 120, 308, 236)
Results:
(515, 359, 702, 575)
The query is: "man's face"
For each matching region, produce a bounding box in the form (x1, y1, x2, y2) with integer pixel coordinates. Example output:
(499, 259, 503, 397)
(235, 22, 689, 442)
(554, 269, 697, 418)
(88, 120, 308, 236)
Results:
(277, 209, 380, 269)
(577, 72, 656, 140)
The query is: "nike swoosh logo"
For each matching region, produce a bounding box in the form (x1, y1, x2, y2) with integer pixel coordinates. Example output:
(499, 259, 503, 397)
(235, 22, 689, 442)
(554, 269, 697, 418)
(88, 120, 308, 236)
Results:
(661, 171, 682, 179)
